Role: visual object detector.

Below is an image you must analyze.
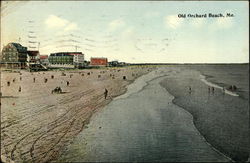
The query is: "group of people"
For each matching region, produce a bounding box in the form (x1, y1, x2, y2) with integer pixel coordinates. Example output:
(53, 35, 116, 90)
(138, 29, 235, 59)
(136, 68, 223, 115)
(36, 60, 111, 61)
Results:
(188, 86, 228, 95)
(208, 86, 215, 93)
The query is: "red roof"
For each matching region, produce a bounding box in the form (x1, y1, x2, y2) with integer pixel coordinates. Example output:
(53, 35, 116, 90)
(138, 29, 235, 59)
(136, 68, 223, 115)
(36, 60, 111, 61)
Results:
(40, 55, 48, 59)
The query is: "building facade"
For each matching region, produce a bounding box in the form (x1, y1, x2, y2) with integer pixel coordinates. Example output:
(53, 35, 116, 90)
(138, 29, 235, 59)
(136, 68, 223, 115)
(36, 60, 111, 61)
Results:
(90, 57, 108, 66)
(0, 43, 28, 68)
(48, 52, 84, 67)
(40, 55, 49, 65)
(27, 50, 40, 63)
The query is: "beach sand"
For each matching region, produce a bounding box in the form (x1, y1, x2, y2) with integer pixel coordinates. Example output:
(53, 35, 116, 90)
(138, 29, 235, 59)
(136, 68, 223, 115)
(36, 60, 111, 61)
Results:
(160, 65, 249, 162)
(0, 66, 154, 163)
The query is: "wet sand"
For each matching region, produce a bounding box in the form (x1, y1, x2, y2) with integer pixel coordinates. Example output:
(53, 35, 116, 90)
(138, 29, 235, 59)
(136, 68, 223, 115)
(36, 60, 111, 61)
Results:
(160, 65, 249, 162)
(0, 66, 154, 163)
(58, 68, 230, 162)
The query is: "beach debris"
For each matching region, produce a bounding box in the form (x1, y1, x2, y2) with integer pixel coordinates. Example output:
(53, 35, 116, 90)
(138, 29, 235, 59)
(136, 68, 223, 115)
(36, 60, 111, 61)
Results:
(52, 87, 62, 94)
(98, 75, 101, 78)
(7, 81, 10, 86)
(87, 72, 90, 75)
(104, 88, 108, 99)
(82, 74, 84, 76)
(70, 74, 73, 78)
(61, 72, 66, 76)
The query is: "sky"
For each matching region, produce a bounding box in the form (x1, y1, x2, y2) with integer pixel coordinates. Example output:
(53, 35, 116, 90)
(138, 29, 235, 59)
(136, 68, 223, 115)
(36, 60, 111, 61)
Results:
(1, 1, 249, 63)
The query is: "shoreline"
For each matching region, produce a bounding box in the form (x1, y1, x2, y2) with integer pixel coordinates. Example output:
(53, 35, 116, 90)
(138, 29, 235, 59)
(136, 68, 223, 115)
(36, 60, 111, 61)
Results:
(159, 66, 249, 162)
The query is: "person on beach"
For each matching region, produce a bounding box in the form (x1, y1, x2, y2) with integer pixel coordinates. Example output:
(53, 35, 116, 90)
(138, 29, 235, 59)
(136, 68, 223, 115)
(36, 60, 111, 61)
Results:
(67, 81, 70, 86)
(7, 81, 10, 86)
(222, 87, 225, 94)
(212, 87, 215, 93)
(18, 86, 21, 92)
(208, 86, 210, 93)
(104, 88, 108, 99)
(33, 77, 36, 83)
(188, 86, 192, 94)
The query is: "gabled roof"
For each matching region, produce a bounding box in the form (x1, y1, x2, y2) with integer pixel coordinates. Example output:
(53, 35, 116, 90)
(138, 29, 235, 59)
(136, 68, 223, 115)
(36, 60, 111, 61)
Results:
(9, 42, 27, 53)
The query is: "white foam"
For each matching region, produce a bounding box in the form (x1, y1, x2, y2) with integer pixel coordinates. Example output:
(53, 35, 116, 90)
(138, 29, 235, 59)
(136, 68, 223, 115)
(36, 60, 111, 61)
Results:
(200, 75, 239, 97)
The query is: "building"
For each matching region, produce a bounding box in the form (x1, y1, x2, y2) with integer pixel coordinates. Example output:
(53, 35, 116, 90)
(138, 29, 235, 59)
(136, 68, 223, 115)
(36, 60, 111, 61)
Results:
(48, 52, 84, 67)
(40, 55, 49, 66)
(27, 50, 40, 63)
(0, 42, 28, 68)
(73, 53, 85, 68)
(90, 57, 108, 66)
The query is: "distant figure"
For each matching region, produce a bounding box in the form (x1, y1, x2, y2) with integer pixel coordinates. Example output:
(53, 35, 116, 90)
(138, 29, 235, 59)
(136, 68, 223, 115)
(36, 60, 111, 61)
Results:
(44, 78, 48, 83)
(232, 85, 237, 91)
(51, 75, 54, 79)
(33, 77, 36, 83)
(104, 88, 108, 99)
(67, 81, 69, 86)
(18, 86, 21, 92)
(189, 86, 192, 94)
(7, 81, 10, 86)
(13, 78, 15, 83)
(212, 87, 215, 93)
(20, 77, 22, 81)
(208, 86, 210, 93)
(222, 87, 225, 94)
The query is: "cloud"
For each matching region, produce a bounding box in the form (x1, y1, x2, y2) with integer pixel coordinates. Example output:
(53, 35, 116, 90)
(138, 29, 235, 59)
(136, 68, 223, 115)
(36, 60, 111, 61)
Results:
(108, 18, 125, 31)
(64, 23, 79, 31)
(121, 26, 134, 38)
(45, 15, 69, 28)
(45, 15, 79, 32)
(215, 17, 233, 29)
(165, 15, 184, 29)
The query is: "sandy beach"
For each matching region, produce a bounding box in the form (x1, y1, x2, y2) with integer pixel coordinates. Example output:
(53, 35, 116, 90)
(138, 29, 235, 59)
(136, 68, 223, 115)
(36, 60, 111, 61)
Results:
(0, 66, 154, 163)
